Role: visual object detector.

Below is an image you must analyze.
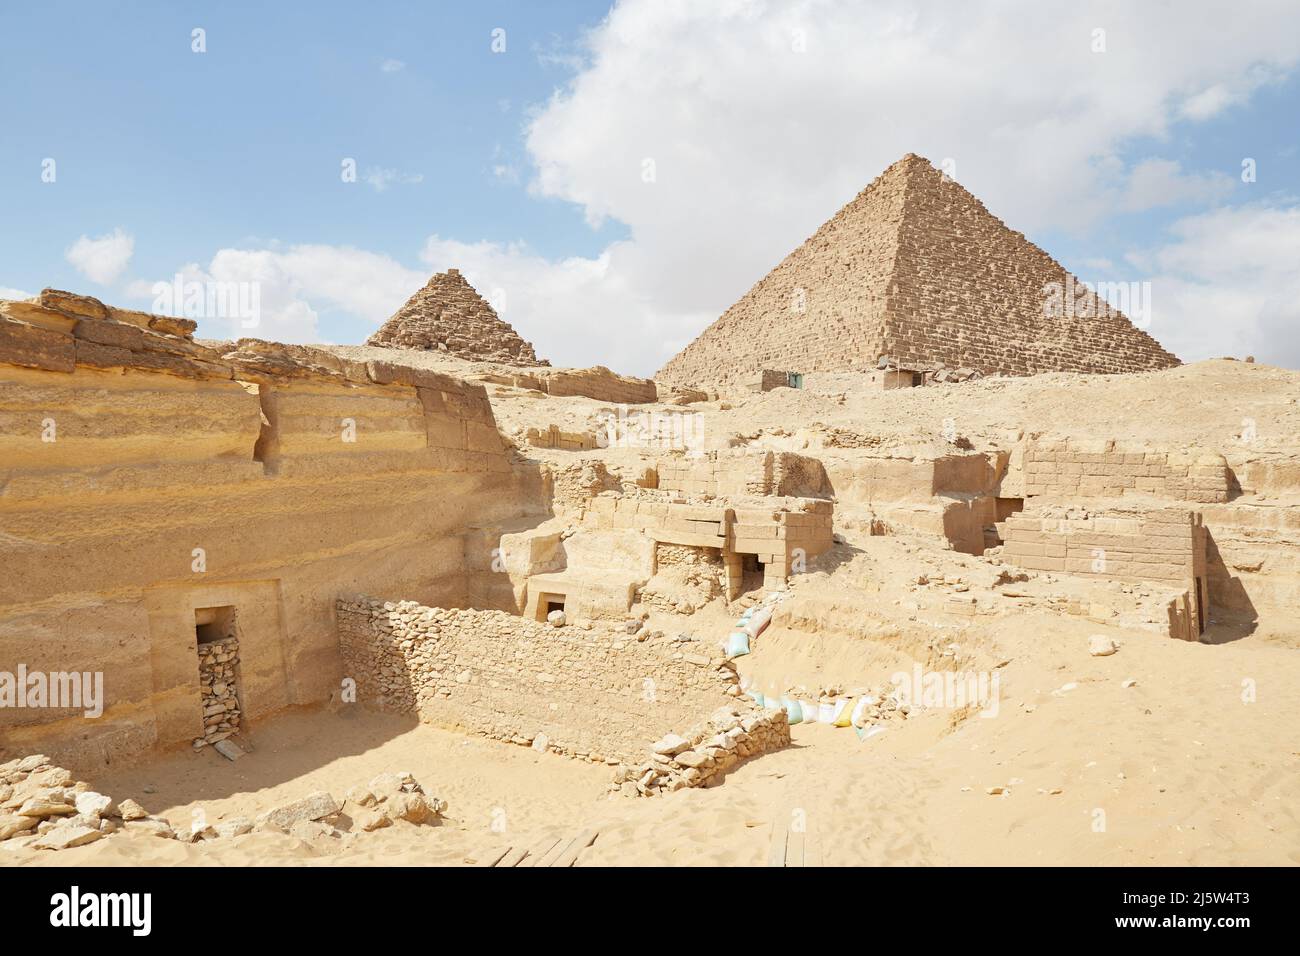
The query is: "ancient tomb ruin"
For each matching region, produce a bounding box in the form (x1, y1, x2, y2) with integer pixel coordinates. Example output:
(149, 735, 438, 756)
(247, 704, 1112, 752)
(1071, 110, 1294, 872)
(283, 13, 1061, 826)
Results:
(0, 287, 816, 797)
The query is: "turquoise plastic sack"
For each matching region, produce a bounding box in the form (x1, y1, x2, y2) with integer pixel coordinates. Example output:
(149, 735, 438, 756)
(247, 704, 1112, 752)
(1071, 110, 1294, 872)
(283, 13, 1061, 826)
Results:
(726, 630, 751, 658)
(748, 690, 766, 707)
(782, 697, 803, 724)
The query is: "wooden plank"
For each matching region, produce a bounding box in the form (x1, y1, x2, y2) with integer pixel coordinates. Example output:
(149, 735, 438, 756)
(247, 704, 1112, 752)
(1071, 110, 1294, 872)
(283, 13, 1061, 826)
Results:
(765, 823, 787, 867)
(517, 836, 562, 867)
(495, 845, 528, 868)
(552, 828, 600, 867)
(535, 836, 574, 868)
(467, 845, 511, 867)
(785, 829, 806, 868)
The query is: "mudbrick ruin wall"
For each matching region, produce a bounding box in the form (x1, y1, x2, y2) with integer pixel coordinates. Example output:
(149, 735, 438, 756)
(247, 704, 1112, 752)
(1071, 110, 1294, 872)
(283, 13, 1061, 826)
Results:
(658, 153, 1180, 387)
(0, 290, 543, 768)
(335, 598, 761, 767)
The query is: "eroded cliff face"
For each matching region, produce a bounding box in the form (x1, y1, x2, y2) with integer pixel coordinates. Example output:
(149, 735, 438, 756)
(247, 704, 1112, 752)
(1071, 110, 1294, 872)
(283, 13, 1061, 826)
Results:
(0, 290, 545, 768)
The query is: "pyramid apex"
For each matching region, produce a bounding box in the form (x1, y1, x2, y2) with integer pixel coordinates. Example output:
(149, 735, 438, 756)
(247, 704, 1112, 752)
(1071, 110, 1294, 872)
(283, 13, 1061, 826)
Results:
(893, 152, 939, 172)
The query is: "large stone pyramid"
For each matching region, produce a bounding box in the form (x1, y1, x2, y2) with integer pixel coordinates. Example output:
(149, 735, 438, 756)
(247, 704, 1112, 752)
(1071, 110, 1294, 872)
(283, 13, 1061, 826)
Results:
(657, 154, 1180, 386)
(368, 268, 546, 366)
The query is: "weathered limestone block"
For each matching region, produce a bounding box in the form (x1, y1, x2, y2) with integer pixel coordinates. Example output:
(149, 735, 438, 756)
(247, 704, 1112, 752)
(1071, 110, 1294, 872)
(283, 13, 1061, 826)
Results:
(0, 315, 75, 372)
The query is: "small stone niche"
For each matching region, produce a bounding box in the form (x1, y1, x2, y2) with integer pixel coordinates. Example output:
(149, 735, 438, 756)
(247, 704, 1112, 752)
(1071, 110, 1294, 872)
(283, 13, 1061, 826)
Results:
(195, 606, 243, 747)
(534, 592, 566, 622)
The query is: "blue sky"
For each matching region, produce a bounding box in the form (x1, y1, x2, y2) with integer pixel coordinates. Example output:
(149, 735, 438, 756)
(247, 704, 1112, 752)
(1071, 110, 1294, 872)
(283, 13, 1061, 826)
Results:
(2, 1, 1298, 373)
(0, 1, 620, 341)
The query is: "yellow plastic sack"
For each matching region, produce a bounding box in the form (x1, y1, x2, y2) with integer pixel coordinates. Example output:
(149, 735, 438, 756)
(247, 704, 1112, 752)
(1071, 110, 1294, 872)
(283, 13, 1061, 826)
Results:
(832, 699, 853, 727)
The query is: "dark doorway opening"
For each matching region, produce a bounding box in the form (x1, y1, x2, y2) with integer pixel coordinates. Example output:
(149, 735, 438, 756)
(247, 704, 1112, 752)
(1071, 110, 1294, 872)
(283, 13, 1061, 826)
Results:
(1195, 577, 1207, 634)
(195, 605, 236, 645)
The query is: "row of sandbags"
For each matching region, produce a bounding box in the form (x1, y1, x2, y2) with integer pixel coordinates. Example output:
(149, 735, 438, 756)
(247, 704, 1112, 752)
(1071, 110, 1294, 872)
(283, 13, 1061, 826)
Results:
(723, 597, 781, 658)
(725, 594, 886, 740)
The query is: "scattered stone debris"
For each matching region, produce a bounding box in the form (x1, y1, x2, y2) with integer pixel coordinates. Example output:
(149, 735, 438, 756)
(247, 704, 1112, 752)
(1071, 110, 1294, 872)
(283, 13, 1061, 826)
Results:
(0, 755, 173, 850)
(1088, 635, 1119, 657)
(340, 772, 446, 833)
(1, 754, 446, 851)
(612, 704, 790, 797)
(213, 739, 245, 762)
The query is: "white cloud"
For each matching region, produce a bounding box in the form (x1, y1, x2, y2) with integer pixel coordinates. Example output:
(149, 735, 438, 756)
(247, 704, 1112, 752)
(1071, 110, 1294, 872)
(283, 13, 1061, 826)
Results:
(1178, 63, 1289, 120)
(65, 228, 134, 285)
(0, 286, 33, 301)
(509, 0, 1300, 372)
(132, 246, 425, 343)
(1121, 158, 1235, 212)
(492, 164, 522, 185)
(380, 58, 406, 73)
(1134, 204, 1300, 366)
(417, 235, 714, 371)
(363, 167, 424, 191)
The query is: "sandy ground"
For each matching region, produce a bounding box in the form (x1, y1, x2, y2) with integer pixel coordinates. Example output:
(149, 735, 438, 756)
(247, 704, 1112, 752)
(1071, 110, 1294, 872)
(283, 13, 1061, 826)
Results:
(6, 572, 1297, 867)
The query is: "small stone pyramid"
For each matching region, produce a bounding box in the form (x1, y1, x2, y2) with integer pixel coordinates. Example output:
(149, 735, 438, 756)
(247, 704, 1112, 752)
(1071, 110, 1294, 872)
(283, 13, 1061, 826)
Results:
(368, 268, 546, 366)
(657, 154, 1180, 386)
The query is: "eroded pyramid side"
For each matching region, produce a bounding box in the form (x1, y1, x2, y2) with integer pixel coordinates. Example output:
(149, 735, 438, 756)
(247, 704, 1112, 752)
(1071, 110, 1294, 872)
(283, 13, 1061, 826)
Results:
(879, 158, 1180, 376)
(368, 268, 546, 366)
(657, 153, 1180, 387)
(656, 157, 911, 387)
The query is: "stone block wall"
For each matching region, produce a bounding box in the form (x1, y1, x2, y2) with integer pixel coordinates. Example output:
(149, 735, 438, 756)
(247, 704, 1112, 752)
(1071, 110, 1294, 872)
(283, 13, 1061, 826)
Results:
(656, 450, 832, 498)
(539, 366, 657, 404)
(336, 598, 745, 764)
(1020, 440, 1231, 503)
(1002, 506, 1207, 638)
(479, 366, 658, 404)
(580, 494, 834, 592)
(197, 637, 241, 747)
(525, 424, 600, 450)
(638, 544, 725, 614)
(744, 369, 795, 392)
